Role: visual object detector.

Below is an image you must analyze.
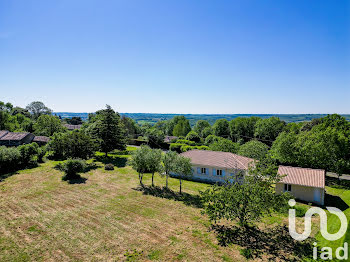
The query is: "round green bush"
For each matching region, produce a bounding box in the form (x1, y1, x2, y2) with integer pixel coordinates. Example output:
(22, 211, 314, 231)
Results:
(61, 159, 86, 180)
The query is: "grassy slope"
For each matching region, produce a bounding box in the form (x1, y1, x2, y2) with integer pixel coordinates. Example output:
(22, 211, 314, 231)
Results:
(0, 156, 247, 262)
(316, 186, 350, 255)
(0, 148, 333, 261)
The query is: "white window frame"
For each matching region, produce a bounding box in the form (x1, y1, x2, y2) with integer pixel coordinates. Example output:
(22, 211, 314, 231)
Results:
(284, 184, 292, 192)
(216, 169, 223, 176)
(201, 168, 206, 174)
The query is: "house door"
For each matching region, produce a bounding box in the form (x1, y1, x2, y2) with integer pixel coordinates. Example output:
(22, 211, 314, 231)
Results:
(314, 188, 320, 203)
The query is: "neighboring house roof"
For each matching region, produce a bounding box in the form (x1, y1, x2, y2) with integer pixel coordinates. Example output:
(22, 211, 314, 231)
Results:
(0, 130, 9, 139)
(164, 136, 177, 143)
(0, 132, 31, 141)
(278, 165, 325, 189)
(64, 124, 82, 130)
(33, 136, 50, 143)
(180, 150, 255, 170)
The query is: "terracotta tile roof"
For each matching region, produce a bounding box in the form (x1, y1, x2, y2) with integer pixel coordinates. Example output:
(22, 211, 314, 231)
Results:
(278, 165, 325, 188)
(64, 124, 82, 130)
(0, 132, 31, 141)
(33, 136, 50, 143)
(180, 150, 255, 170)
(0, 130, 9, 139)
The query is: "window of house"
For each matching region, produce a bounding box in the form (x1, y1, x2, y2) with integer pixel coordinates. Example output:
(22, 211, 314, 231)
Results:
(216, 169, 223, 176)
(201, 168, 206, 174)
(284, 184, 292, 192)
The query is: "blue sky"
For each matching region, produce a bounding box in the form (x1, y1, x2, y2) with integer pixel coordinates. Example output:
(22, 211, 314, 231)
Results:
(0, 0, 349, 114)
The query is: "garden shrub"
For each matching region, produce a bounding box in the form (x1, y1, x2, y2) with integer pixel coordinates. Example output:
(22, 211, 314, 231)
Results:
(105, 163, 114, 170)
(179, 145, 209, 152)
(169, 143, 184, 152)
(0, 146, 21, 173)
(204, 135, 221, 146)
(37, 146, 47, 163)
(185, 131, 201, 143)
(18, 143, 39, 166)
(294, 204, 308, 217)
(60, 158, 86, 181)
(176, 139, 195, 146)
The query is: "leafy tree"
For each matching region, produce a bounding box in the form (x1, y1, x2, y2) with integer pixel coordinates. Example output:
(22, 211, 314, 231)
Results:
(122, 116, 140, 138)
(185, 131, 201, 143)
(147, 149, 163, 186)
(0, 101, 13, 112)
(129, 145, 152, 186)
(209, 138, 240, 153)
(65, 117, 83, 125)
(33, 115, 66, 136)
(202, 126, 212, 138)
(238, 140, 269, 160)
(174, 156, 193, 194)
(201, 158, 288, 227)
(48, 130, 97, 159)
(194, 120, 211, 137)
(11, 106, 31, 118)
(204, 135, 221, 146)
(90, 105, 126, 156)
(154, 120, 168, 133)
(229, 117, 260, 142)
(270, 131, 299, 165)
(254, 117, 286, 144)
(173, 119, 191, 137)
(146, 128, 165, 148)
(168, 116, 191, 136)
(26, 101, 52, 119)
(213, 119, 230, 138)
(162, 151, 178, 188)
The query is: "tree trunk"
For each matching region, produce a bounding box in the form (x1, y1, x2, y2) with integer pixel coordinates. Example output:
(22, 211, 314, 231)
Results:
(179, 179, 182, 194)
(152, 173, 154, 187)
(139, 173, 144, 187)
(105, 151, 108, 157)
(166, 175, 169, 189)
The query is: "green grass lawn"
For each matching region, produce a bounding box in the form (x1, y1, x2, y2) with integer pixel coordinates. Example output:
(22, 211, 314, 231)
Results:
(315, 185, 350, 257)
(1, 149, 346, 261)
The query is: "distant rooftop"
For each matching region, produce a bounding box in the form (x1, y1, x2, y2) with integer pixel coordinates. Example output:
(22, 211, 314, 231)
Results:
(0, 132, 31, 141)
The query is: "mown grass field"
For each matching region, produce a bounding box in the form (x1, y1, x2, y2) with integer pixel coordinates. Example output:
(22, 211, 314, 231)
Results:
(0, 148, 348, 261)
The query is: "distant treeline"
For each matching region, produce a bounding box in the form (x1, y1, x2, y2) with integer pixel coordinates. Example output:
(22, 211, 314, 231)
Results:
(55, 112, 350, 126)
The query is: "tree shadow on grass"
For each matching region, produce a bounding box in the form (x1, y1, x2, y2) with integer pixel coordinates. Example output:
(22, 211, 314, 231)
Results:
(325, 193, 349, 211)
(211, 224, 313, 261)
(94, 155, 127, 168)
(62, 175, 87, 184)
(0, 163, 39, 182)
(133, 185, 203, 208)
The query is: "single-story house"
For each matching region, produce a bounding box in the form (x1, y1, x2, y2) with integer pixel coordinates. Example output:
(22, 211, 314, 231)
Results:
(276, 165, 325, 205)
(64, 124, 82, 131)
(177, 150, 255, 183)
(32, 136, 50, 146)
(0, 132, 35, 146)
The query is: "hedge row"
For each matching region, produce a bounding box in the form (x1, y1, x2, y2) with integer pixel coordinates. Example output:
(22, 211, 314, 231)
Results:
(0, 143, 46, 174)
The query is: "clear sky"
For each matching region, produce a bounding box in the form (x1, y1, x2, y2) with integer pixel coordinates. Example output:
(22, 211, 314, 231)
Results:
(0, 0, 349, 114)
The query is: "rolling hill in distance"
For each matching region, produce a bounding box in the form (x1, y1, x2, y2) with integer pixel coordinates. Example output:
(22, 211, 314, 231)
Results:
(55, 112, 350, 126)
